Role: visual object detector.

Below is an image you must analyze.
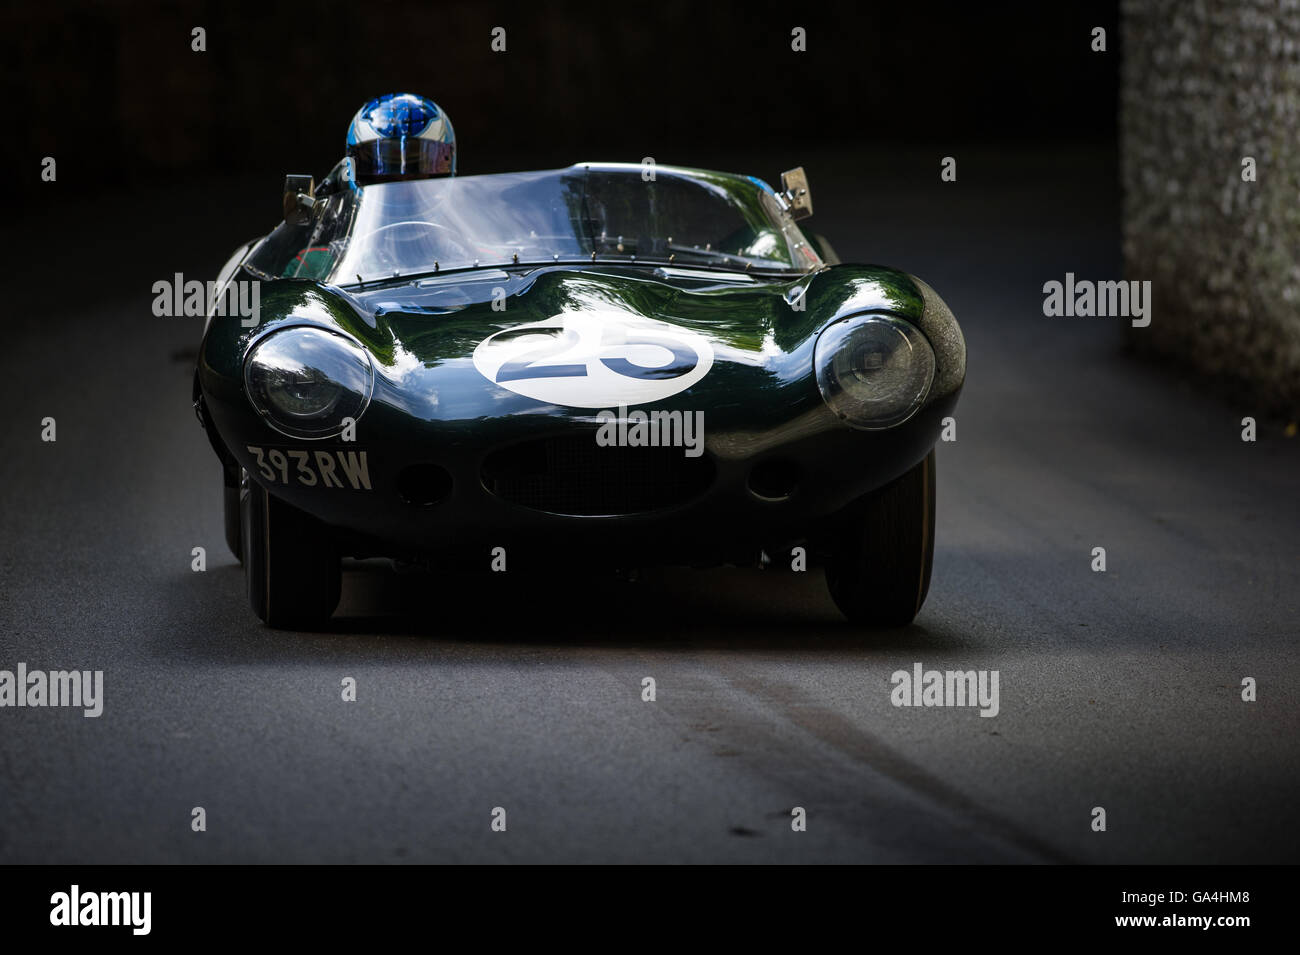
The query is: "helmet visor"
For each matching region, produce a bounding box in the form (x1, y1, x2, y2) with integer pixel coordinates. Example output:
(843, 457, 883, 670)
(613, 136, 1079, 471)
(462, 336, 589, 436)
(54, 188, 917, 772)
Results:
(350, 138, 455, 181)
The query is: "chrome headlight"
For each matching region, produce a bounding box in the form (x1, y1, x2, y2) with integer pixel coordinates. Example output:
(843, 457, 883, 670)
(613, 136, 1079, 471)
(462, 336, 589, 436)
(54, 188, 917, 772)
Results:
(814, 315, 935, 430)
(244, 326, 374, 438)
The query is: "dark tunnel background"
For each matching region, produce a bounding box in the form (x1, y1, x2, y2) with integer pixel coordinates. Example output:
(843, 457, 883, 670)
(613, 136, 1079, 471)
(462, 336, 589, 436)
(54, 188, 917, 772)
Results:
(9, 0, 1118, 205)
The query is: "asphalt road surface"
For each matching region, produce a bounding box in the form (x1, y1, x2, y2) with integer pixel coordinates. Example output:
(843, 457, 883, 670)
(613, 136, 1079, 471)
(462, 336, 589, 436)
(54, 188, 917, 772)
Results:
(2, 148, 1297, 863)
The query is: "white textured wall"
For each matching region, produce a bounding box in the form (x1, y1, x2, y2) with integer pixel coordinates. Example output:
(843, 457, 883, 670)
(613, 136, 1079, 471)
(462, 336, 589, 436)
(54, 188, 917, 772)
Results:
(1122, 0, 1300, 417)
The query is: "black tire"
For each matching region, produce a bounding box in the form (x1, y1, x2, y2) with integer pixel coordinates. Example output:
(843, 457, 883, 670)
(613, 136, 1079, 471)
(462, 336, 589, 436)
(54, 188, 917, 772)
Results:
(241, 482, 341, 629)
(825, 450, 936, 627)
(223, 470, 243, 561)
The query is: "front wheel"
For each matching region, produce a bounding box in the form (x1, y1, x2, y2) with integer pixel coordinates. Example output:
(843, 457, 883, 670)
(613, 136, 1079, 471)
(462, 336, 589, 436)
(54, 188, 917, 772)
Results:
(223, 468, 243, 561)
(825, 450, 936, 628)
(241, 482, 341, 629)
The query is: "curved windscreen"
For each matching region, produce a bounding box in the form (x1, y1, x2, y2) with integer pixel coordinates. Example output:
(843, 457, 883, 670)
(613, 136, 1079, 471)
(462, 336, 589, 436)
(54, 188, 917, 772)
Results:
(246, 165, 821, 284)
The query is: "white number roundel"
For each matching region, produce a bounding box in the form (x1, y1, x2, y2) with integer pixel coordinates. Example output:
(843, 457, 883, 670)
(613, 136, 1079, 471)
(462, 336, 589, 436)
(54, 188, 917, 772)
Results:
(473, 311, 715, 408)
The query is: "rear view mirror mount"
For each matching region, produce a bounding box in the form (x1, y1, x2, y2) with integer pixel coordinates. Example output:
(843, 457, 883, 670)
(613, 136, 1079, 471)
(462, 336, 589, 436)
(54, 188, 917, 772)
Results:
(282, 174, 316, 225)
(780, 167, 813, 220)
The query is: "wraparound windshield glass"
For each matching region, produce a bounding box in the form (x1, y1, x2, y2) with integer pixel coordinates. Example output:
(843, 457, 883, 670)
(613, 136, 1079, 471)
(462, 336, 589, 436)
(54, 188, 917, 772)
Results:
(247, 166, 821, 283)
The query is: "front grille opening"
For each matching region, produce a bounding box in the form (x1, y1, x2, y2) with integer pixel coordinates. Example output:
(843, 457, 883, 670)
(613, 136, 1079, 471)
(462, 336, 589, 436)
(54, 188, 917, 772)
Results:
(481, 433, 714, 516)
(397, 463, 454, 506)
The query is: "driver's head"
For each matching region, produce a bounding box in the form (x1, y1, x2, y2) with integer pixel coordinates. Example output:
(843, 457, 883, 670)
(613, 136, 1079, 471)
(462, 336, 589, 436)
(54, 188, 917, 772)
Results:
(346, 93, 456, 185)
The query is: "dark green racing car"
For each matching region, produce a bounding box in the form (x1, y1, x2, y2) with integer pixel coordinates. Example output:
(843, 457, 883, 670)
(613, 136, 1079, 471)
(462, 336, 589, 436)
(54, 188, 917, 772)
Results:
(193, 161, 965, 629)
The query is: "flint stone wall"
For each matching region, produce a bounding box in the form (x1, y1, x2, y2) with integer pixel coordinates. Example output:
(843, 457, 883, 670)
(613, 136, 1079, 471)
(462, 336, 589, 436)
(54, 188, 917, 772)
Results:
(1122, 0, 1300, 417)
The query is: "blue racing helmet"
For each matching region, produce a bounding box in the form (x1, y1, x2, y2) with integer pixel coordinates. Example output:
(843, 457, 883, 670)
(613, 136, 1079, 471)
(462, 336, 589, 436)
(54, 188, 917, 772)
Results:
(346, 93, 456, 184)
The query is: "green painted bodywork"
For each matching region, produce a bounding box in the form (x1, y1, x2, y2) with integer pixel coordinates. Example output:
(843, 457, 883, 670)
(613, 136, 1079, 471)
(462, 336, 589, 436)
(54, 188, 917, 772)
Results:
(198, 244, 963, 557)
(202, 262, 937, 431)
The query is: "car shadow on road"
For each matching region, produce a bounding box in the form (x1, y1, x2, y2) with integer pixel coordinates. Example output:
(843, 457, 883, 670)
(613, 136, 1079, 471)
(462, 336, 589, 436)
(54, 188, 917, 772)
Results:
(158, 560, 973, 663)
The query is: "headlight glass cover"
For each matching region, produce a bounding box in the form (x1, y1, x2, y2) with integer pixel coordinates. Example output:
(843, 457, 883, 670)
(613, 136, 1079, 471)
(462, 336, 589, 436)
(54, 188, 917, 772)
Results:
(244, 326, 374, 438)
(814, 314, 935, 430)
